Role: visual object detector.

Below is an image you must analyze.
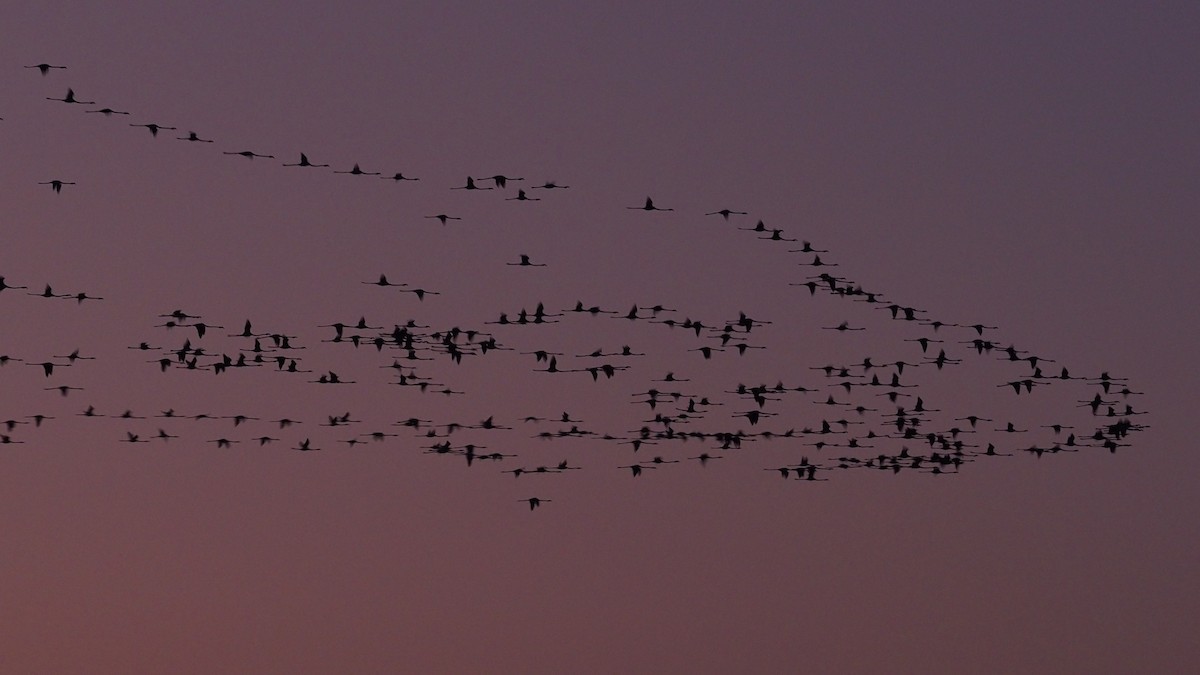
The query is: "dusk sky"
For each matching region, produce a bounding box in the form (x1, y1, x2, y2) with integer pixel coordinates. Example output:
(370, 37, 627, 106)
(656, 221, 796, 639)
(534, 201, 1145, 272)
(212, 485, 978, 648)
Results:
(1, 3, 1196, 673)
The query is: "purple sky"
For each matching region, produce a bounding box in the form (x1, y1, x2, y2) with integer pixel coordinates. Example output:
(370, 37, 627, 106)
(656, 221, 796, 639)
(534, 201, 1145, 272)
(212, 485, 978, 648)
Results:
(1, 3, 1196, 673)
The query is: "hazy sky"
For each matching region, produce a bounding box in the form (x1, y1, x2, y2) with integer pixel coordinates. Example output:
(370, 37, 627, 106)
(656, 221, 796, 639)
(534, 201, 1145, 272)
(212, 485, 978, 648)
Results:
(1, 3, 1196, 673)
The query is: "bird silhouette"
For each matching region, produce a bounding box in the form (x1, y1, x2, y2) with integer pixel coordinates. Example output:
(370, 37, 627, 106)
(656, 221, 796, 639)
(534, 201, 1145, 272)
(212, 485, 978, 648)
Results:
(47, 88, 94, 104)
(823, 321, 865, 332)
(54, 349, 96, 364)
(480, 175, 523, 188)
(224, 150, 275, 159)
(507, 254, 546, 267)
(130, 123, 177, 137)
(25, 63, 67, 75)
(758, 229, 796, 242)
(619, 464, 657, 477)
(506, 189, 540, 201)
(67, 291, 104, 303)
(334, 163, 380, 176)
(283, 153, 330, 168)
(518, 495, 552, 512)
(85, 107, 131, 116)
(628, 196, 673, 211)
(363, 274, 405, 287)
(706, 209, 747, 219)
(0, 277, 29, 292)
(31, 284, 70, 298)
(452, 176, 491, 190)
(39, 180, 75, 193)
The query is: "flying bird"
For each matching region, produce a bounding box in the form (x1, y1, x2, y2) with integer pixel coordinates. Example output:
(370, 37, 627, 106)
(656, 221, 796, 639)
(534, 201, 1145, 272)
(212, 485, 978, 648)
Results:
(85, 107, 130, 116)
(223, 150, 275, 159)
(46, 88, 94, 104)
(507, 254, 546, 267)
(334, 163, 380, 176)
(130, 123, 177, 137)
(39, 180, 75, 193)
(25, 63, 67, 75)
(283, 153, 330, 168)
(451, 176, 491, 190)
(628, 196, 673, 211)
(705, 208, 747, 219)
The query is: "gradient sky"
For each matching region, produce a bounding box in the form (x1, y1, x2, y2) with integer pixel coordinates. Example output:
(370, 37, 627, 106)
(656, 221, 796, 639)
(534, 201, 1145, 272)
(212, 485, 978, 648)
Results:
(1, 3, 1196, 673)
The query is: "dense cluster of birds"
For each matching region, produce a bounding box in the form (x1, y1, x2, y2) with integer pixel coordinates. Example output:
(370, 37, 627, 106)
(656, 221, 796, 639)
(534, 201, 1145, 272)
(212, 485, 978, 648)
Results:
(1, 64, 1147, 510)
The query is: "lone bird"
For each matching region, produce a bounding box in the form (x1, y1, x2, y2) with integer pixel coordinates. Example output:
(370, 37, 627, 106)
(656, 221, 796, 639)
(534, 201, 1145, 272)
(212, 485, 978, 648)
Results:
(130, 123, 177, 137)
(451, 176, 491, 190)
(521, 497, 551, 510)
(283, 153, 329, 168)
(224, 150, 274, 159)
(628, 196, 673, 211)
(39, 180, 75, 193)
(177, 131, 214, 143)
(85, 107, 130, 116)
(363, 274, 405, 287)
(706, 208, 747, 220)
(507, 254, 546, 267)
(46, 88, 93, 104)
(26, 63, 67, 75)
(483, 175, 523, 189)
(334, 163, 380, 176)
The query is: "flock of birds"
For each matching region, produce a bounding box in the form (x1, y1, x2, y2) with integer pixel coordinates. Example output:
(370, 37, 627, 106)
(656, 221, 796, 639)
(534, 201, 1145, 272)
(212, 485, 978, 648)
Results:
(2, 64, 1146, 509)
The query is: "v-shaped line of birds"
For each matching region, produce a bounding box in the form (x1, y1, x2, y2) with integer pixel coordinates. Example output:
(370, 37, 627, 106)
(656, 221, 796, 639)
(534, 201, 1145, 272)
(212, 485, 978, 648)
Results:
(0, 63, 1147, 510)
(26, 68, 570, 211)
